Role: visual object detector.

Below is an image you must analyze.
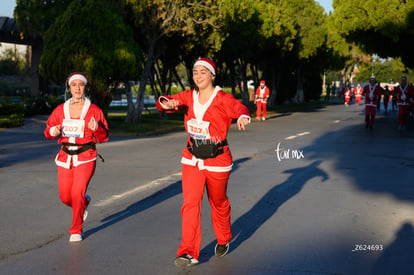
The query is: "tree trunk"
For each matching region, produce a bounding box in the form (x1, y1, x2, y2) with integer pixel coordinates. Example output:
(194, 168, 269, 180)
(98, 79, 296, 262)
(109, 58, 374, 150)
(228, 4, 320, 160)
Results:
(124, 81, 134, 123)
(295, 62, 304, 103)
(236, 59, 249, 105)
(172, 67, 185, 91)
(126, 35, 158, 123)
(269, 63, 282, 106)
(29, 37, 42, 96)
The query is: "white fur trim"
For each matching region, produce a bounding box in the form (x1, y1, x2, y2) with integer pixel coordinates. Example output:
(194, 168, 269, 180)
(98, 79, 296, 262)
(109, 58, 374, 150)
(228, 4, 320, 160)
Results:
(237, 115, 251, 124)
(193, 60, 215, 75)
(158, 96, 172, 109)
(50, 126, 58, 137)
(192, 87, 219, 120)
(181, 157, 233, 172)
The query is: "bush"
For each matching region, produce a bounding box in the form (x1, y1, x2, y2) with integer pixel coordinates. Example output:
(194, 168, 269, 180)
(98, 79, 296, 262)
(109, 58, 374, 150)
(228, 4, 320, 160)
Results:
(23, 96, 58, 116)
(0, 113, 24, 128)
(0, 101, 24, 115)
(0, 93, 65, 128)
(0, 59, 20, 75)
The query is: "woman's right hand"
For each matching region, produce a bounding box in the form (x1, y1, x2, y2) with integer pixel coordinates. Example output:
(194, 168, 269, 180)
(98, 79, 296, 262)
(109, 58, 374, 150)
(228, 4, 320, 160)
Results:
(164, 99, 180, 110)
(52, 124, 61, 136)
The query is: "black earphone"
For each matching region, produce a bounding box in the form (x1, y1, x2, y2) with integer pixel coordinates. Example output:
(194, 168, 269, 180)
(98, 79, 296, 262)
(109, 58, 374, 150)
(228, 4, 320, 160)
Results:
(65, 72, 91, 100)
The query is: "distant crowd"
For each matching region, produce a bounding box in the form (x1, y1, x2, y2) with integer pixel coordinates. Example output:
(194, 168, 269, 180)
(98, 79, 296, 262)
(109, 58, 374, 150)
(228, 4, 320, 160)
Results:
(325, 76, 413, 131)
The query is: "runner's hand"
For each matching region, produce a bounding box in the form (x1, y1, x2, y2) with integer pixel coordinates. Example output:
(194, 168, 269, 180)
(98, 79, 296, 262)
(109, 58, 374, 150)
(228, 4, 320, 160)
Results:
(88, 117, 97, 131)
(164, 99, 179, 110)
(238, 117, 249, 131)
(52, 125, 61, 136)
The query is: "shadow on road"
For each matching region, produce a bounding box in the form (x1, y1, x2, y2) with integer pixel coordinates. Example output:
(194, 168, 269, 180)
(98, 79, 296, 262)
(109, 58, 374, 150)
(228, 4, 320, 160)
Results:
(372, 222, 414, 274)
(84, 180, 182, 239)
(199, 160, 328, 262)
(0, 116, 58, 168)
(84, 157, 251, 239)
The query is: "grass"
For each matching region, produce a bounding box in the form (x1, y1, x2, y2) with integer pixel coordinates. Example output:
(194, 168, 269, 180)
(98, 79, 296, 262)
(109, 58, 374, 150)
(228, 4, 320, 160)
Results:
(107, 99, 327, 136)
(0, 99, 327, 135)
(108, 110, 185, 136)
(0, 114, 24, 128)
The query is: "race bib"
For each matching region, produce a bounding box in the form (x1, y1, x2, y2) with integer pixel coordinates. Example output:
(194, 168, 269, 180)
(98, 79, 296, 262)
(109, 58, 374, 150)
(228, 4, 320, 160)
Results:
(62, 119, 85, 138)
(187, 119, 211, 139)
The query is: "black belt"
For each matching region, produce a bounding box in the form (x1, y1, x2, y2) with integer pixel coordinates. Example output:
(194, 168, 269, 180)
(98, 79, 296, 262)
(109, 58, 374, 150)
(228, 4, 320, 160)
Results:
(61, 142, 104, 162)
(186, 138, 228, 159)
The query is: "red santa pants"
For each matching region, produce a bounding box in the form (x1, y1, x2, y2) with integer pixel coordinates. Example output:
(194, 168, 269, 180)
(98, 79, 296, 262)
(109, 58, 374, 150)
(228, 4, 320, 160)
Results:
(58, 161, 96, 234)
(398, 105, 410, 126)
(365, 105, 376, 128)
(177, 164, 232, 260)
(256, 101, 267, 119)
(355, 96, 361, 106)
(345, 96, 350, 105)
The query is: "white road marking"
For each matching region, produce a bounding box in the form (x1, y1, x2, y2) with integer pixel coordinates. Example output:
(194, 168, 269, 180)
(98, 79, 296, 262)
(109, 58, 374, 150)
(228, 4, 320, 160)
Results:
(285, 131, 311, 140)
(94, 172, 182, 207)
(333, 120, 340, 123)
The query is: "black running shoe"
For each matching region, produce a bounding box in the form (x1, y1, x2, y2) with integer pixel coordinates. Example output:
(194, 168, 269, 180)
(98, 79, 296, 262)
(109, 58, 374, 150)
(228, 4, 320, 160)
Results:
(174, 254, 199, 267)
(215, 243, 229, 257)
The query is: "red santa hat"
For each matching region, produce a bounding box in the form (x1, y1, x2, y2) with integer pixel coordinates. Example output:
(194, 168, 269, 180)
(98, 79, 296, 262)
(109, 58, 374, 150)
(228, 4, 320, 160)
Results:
(68, 73, 88, 85)
(260, 80, 265, 85)
(193, 58, 216, 76)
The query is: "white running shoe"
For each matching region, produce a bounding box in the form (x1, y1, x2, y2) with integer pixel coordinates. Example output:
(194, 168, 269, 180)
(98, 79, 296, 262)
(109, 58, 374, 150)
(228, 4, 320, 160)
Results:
(175, 254, 199, 267)
(69, 234, 83, 242)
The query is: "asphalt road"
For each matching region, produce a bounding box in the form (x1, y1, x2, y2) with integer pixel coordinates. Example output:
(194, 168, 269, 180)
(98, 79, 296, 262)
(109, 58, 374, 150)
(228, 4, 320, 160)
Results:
(1, 101, 414, 275)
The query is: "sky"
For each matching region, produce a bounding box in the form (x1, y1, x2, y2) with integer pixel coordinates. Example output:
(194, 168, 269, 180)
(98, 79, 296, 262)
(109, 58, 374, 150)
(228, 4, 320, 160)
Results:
(316, 0, 333, 13)
(0, 0, 333, 18)
(0, 0, 15, 17)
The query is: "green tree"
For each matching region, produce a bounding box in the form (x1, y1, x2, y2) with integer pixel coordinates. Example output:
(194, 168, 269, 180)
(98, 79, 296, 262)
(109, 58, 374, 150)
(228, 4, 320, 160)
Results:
(39, 0, 141, 110)
(332, 0, 414, 67)
(255, 0, 327, 104)
(216, 0, 263, 105)
(324, 13, 372, 92)
(354, 57, 414, 84)
(14, 0, 73, 95)
(124, 0, 219, 123)
(288, 0, 326, 102)
(258, 0, 296, 105)
(0, 48, 25, 75)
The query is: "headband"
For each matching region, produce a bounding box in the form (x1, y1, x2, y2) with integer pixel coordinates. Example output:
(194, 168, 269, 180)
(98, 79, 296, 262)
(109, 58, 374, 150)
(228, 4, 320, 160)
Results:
(68, 74, 88, 85)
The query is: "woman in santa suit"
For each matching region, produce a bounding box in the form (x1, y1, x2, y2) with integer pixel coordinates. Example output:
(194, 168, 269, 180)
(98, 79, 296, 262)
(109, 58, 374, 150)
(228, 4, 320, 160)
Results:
(395, 76, 414, 130)
(254, 80, 270, 120)
(156, 58, 250, 267)
(44, 73, 108, 242)
(353, 83, 363, 106)
(362, 76, 382, 130)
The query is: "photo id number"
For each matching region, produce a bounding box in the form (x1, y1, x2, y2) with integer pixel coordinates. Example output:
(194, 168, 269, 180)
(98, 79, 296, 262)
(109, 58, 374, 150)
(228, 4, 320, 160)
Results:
(352, 244, 383, 252)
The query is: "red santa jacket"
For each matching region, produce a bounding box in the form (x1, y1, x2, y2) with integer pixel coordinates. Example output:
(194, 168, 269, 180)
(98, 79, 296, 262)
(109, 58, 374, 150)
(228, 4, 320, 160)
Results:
(395, 84, 414, 106)
(362, 84, 382, 107)
(344, 89, 351, 98)
(156, 86, 250, 172)
(255, 86, 270, 103)
(353, 86, 363, 97)
(44, 98, 109, 168)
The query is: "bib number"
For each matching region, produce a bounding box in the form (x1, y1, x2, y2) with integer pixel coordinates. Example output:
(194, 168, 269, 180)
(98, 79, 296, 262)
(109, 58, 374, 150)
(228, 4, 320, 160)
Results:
(187, 119, 210, 139)
(62, 119, 85, 138)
